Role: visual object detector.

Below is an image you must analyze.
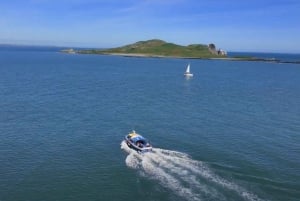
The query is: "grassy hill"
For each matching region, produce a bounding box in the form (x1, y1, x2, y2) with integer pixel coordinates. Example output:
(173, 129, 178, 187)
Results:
(78, 39, 226, 58)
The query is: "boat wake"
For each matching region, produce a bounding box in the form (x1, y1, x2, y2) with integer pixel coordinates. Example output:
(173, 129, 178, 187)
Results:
(121, 141, 263, 201)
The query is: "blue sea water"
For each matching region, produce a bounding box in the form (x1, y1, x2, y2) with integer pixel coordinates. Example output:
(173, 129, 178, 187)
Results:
(0, 46, 300, 201)
(229, 52, 300, 63)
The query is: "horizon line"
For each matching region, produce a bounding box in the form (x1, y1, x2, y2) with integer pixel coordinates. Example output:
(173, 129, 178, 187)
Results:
(0, 42, 299, 55)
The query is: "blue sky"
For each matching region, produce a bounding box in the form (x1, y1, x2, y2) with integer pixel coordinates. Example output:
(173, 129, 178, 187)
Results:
(1, 0, 299, 52)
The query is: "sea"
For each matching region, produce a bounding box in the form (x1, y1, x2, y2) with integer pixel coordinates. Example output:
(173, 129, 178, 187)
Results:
(0, 46, 300, 201)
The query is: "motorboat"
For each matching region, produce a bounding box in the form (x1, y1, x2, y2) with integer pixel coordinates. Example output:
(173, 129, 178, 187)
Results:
(125, 130, 152, 153)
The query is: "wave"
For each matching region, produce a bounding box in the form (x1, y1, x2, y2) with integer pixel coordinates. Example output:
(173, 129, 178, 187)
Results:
(121, 141, 264, 201)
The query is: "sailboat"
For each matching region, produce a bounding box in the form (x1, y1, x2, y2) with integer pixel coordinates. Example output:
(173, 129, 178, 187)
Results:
(184, 63, 193, 77)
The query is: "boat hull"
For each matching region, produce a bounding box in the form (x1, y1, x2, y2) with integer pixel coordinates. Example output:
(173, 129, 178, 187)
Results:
(125, 139, 152, 153)
(184, 73, 193, 77)
(124, 132, 152, 153)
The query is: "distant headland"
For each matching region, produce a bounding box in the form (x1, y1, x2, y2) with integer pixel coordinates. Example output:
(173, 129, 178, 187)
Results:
(67, 39, 227, 59)
(60, 39, 300, 64)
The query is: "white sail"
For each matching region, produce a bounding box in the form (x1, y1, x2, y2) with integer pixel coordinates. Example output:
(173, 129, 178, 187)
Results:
(184, 63, 193, 77)
(186, 64, 190, 73)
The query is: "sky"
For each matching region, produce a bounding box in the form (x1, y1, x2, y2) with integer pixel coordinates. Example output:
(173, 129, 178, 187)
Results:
(0, 0, 300, 53)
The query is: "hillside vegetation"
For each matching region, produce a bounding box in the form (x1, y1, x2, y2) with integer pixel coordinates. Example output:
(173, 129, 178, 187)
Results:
(78, 39, 226, 58)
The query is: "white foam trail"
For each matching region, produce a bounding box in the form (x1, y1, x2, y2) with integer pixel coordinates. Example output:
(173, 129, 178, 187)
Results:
(142, 153, 200, 201)
(121, 141, 263, 201)
(154, 147, 263, 201)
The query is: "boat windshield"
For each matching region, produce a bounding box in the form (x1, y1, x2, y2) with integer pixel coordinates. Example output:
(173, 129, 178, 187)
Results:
(131, 136, 146, 143)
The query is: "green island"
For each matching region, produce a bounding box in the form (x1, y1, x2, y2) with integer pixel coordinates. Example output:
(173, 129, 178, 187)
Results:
(75, 39, 227, 59)
(61, 39, 299, 64)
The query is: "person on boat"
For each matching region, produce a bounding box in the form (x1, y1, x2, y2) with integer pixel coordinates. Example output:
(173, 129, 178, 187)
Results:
(136, 141, 143, 148)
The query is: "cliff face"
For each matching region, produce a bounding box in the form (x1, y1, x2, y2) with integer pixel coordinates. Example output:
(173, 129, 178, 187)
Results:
(208, 43, 227, 56)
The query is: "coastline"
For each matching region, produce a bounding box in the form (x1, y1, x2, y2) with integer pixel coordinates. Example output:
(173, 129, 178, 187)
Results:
(100, 53, 300, 64)
(61, 50, 300, 64)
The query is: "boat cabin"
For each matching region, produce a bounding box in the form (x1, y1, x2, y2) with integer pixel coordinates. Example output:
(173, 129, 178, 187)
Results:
(127, 133, 150, 148)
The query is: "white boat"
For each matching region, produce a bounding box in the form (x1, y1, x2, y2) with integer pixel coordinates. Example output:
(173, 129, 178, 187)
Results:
(124, 130, 152, 153)
(184, 63, 193, 77)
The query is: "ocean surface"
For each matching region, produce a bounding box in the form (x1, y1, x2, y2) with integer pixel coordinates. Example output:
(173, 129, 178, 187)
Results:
(1, 46, 300, 201)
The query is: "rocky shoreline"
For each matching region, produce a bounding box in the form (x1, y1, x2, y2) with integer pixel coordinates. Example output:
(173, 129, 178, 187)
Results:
(61, 50, 300, 64)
